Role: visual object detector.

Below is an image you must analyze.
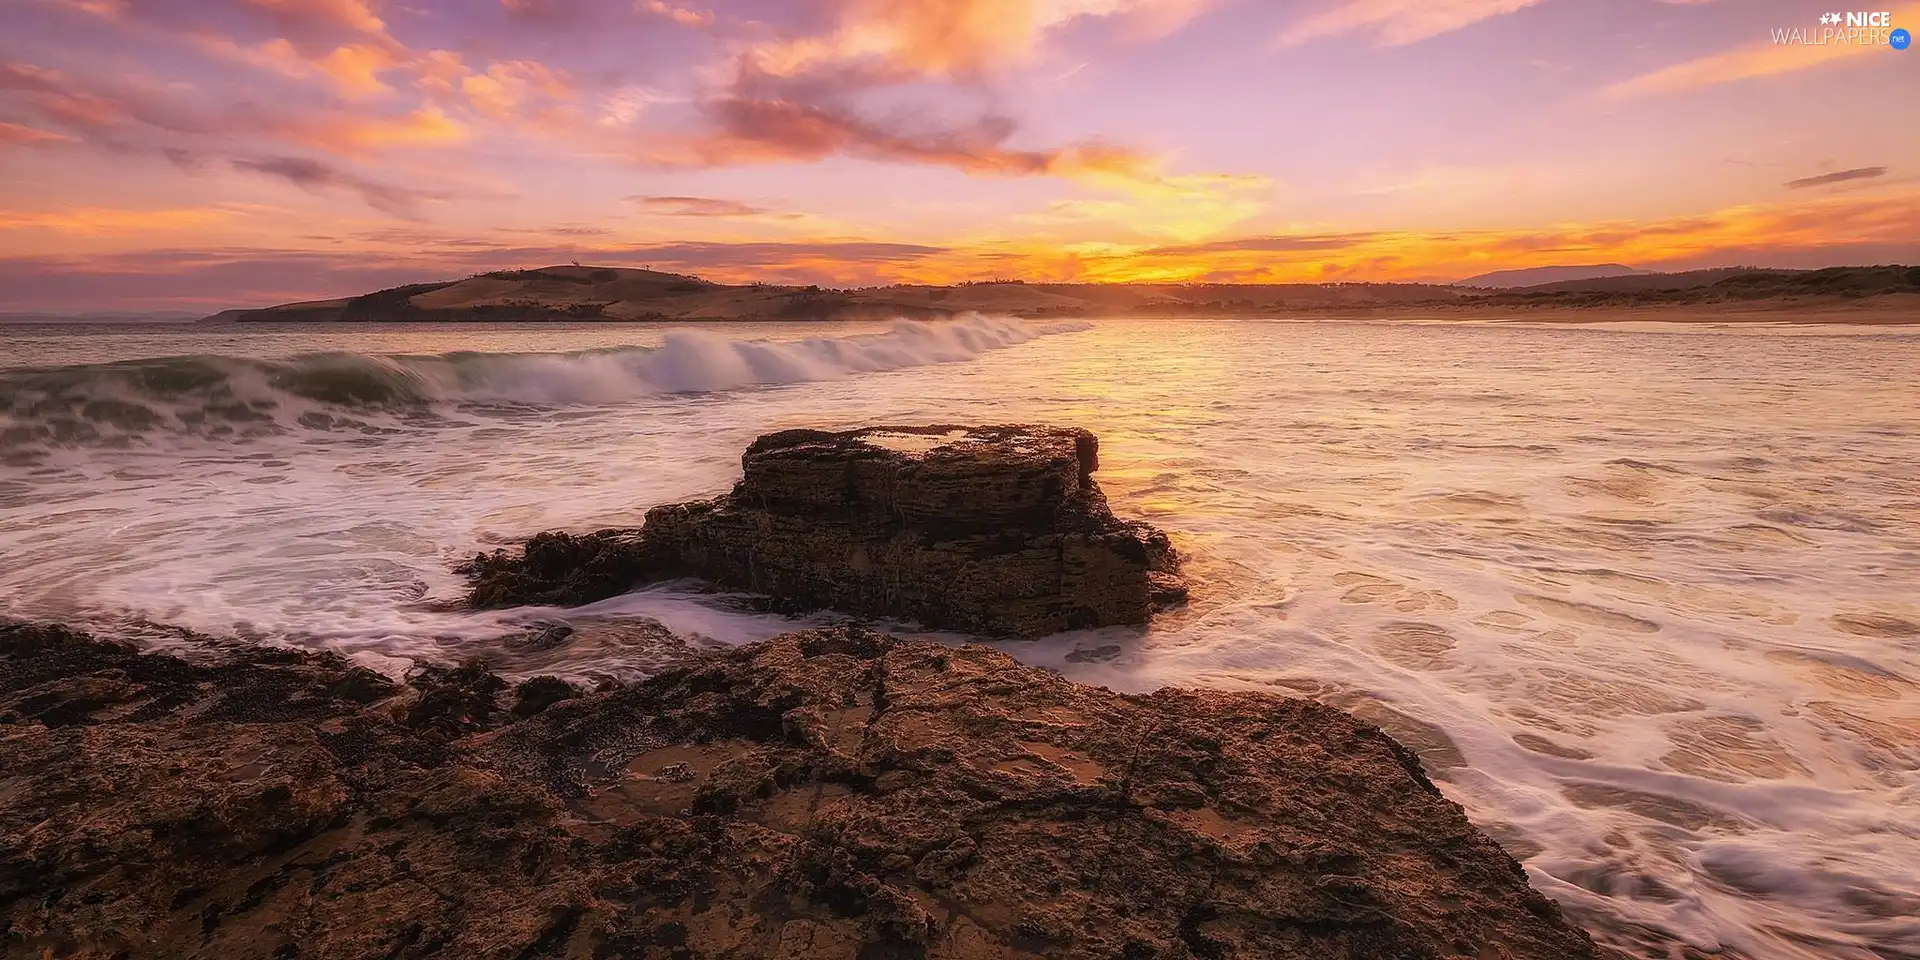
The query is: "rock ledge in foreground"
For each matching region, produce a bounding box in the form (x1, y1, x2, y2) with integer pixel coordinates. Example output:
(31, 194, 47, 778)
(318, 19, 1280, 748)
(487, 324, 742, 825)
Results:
(462, 425, 1188, 637)
(0, 619, 1604, 959)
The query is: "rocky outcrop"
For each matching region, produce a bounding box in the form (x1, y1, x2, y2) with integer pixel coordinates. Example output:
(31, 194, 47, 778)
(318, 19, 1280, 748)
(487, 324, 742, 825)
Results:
(0, 619, 1605, 959)
(462, 425, 1188, 638)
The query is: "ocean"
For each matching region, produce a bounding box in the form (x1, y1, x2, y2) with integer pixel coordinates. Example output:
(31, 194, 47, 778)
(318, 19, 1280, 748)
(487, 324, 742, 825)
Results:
(2, 315, 1917, 958)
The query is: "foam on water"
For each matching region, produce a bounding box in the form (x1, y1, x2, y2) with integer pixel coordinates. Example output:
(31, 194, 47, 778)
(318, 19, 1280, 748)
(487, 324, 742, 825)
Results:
(3, 317, 1918, 959)
(0, 313, 1086, 450)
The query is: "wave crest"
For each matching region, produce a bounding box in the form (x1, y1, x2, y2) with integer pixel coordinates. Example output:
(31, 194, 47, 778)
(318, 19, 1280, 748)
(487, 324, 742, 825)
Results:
(0, 314, 1089, 450)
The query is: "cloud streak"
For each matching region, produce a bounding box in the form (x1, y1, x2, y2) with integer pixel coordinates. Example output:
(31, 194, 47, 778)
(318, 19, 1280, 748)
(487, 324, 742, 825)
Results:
(1786, 167, 1888, 189)
(0, 59, 470, 156)
(0, 206, 232, 233)
(0, 120, 74, 145)
(627, 195, 773, 216)
(1277, 0, 1546, 46)
(230, 155, 449, 214)
(653, 94, 1153, 183)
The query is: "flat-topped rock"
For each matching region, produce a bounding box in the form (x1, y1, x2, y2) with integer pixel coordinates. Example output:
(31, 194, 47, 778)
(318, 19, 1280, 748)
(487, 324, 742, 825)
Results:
(0, 620, 1607, 959)
(736, 425, 1102, 530)
(462, 425, 1187, 637)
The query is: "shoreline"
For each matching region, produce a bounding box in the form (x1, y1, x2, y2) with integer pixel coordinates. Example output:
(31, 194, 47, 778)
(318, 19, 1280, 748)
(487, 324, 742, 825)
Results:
(0, 422, 1609, 956)
(10, 298, 1917, 329)
(0, 618, 1618, 959)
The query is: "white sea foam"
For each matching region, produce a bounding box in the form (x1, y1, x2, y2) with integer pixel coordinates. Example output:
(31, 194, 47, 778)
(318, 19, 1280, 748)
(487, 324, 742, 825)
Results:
(0, 313, 1089, 449)
(3, 318, 1918, 959)
(413, 313, 1089, 403)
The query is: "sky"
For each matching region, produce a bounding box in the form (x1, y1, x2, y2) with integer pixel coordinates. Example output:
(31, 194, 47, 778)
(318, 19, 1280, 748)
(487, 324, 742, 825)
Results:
(0, 0, 1916, 310)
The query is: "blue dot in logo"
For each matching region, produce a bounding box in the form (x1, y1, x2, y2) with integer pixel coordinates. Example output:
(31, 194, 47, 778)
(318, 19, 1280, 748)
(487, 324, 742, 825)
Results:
(1894, 27, 1913, 49)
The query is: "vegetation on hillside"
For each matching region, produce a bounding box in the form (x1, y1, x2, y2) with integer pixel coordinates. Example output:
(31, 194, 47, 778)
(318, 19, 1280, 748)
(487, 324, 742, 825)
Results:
(215, 264, 1920, 323)
(1464, 265, 1920, 308)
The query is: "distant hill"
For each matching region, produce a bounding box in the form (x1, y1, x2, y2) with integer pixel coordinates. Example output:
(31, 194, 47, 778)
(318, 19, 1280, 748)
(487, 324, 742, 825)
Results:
(206, 265, 1469, 323)
(1504, 267, 1782, 294)
(203, 264, 1920, 323)
(1457, 264, 1652, 288)
(1469, 265, 1920, 307)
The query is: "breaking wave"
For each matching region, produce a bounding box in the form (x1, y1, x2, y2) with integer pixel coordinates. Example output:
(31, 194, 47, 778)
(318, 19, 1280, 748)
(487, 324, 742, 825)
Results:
(0, 314, 1088, 449)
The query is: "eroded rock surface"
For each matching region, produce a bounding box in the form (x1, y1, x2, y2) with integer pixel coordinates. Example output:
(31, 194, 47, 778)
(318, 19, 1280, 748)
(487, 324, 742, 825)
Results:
(461, 425, 1187, 638)
(1, 619, 1605, 960)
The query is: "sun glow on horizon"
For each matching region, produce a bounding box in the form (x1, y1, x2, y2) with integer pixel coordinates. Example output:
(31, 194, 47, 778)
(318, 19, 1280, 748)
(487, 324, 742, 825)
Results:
(0, 0, 1915, 308)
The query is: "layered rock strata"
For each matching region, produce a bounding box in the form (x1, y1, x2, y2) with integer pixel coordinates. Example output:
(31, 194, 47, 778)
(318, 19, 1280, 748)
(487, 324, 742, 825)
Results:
(462, 425, 1188, 637)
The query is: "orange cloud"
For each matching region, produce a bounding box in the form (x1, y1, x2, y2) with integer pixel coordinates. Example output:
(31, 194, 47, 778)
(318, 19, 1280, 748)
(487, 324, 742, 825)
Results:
(743, 0, 1206, 79)
(0, 59, 474, 161)
(611, 0, 1245, 194)
(1601, 4, 1920, 100)
(34, 0, 1240, 196)
(58, 0, 416, 98)
(638, 0, 716, 28)
(317, 43, 402, 98)
(6, 189, 1916, 309)
(191, 35, 312, 78)
(1277, 0, 1545, 47)
(0, 206, 231, 233)
(412, 49, 469, 98)
(800, 188, 1917, 285)
(55, 0, 128, 16)
(286, 106, 469, 151)
(0, 120, 75, 145)
(459, 61, 575, 120)
(247, 0, 386, 37)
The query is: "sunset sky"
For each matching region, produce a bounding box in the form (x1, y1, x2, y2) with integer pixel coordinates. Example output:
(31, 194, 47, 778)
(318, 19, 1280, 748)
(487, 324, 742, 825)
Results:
(1, 0, 1916, 310)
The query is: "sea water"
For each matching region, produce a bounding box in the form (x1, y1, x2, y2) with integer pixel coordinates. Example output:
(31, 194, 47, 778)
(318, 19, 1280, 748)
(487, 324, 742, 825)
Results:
(2, 315, 1917, 959)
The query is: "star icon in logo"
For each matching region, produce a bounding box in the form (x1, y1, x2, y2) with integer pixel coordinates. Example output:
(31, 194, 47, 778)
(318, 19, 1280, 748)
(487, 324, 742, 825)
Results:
(1819, 12, 1836, 24)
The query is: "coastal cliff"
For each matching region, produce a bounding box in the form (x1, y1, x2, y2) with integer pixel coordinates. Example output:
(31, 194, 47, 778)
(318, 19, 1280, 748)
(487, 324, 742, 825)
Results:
(0, 621, 1605, 959)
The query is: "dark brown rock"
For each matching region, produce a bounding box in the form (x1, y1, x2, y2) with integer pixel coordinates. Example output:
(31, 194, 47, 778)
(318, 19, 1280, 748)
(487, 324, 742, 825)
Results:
(460, 529, 663, 609)
(462, 425, 1188, 637)
(0, 619, 1609, 960)
(510, 675, 576, 719)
